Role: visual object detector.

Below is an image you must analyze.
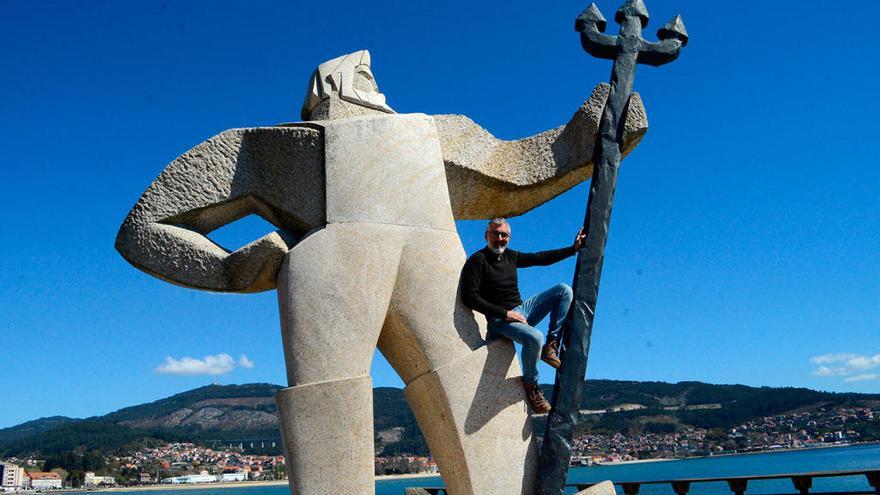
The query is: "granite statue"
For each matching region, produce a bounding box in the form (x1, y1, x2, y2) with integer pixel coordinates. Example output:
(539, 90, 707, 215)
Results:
(116, 49, 648, 495)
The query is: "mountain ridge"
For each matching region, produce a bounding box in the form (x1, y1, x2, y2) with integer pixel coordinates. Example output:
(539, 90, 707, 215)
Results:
(2, 379, 878, 457)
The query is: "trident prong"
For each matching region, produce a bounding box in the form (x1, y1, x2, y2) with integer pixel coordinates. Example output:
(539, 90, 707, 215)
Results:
(658, 14, 689, 44)
(575, 3, 606, 33)
(614, 0, 649, 28)
(575, 3, 616, 59)
(640, 15, 689, 66)
(575, 0, 686, 67)
(538, 1, 688, 494)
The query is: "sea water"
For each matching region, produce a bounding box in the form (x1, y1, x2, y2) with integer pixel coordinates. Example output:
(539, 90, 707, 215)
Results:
(93, 444, 880, 495)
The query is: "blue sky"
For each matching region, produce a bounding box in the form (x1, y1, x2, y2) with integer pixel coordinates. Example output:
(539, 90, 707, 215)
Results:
(1, 0, 878, 429)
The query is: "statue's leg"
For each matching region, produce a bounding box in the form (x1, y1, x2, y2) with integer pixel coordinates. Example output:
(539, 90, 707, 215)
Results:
(378, 228, 539, 495)
(275, 223, 404, 495)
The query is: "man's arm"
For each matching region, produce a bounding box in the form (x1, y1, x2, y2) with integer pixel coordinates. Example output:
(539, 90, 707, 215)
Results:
(516, 228, 585, 268)
(460, 255, 509, 319)
(435, 83, 647, 220)
(516, 247, 577, 269)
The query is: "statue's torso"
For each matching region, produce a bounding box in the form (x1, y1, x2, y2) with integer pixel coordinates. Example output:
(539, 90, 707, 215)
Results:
(126, 114, 456, 249)
(314, 113, 455, 231)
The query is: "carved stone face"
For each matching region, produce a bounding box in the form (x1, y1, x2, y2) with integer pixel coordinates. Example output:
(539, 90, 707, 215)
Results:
(346, 64, 387, 110)
(301, 50, 394, 120)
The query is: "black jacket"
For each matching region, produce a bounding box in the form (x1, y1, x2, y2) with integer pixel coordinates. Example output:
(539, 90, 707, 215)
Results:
(460, 246, 575, 319)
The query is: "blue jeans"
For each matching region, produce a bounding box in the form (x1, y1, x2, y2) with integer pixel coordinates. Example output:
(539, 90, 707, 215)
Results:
(487, 283, 573, 384)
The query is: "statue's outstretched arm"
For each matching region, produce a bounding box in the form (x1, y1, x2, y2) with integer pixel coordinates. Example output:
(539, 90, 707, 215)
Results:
(435, 83, 647, 219)
(115, 126, 325, 293)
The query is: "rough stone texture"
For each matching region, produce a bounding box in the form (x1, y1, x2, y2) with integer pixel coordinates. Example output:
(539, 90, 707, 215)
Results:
(116, 86, 646, 294)
(277, 222, 534, 493)
(304, 94, 389, 121)
(115, 126, 324, 293)
(574, 481, 617, 495)
(323, 114, 456, 230)
(116, 50, 650, 495)
(276, 223, 405, 386)
(621, 92, 647, 156)
(275, 377, 375, 495)
(275, 223, 483, 385)
(377, 228, 488, 384)
(405, 339, 539, 495)
(436, 82, 647, 219)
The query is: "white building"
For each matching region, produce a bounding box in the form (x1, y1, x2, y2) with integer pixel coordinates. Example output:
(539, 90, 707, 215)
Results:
(28, 472, 62, 491)
(0, 463, 29, 490)
(161, 473, 217, 484)
(220, 472, 246, 482)
(84, 472, 116, 487)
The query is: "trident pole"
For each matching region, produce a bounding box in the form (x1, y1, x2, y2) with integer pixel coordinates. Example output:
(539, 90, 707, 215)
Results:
(536, 2, 687, 493)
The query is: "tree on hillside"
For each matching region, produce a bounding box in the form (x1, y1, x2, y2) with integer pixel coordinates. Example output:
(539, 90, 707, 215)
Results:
(66, 470, 84, 488)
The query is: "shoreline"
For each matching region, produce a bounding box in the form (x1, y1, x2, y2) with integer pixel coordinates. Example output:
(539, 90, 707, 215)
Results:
(594, 458, 677, 466)
(692, 440, 878, 459)
(98, 481, 288, 493)
(573, 441, 880, 467)
(67, 473, 441, 493)
(36, 443, 877, 493)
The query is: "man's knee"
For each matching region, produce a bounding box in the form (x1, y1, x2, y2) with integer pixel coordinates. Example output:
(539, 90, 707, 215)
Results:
(555, 282, 573, 300)
(523, 327, 544, 350)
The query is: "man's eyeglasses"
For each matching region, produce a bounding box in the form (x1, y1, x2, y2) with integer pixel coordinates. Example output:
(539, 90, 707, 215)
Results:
(487, 231, 510, 239)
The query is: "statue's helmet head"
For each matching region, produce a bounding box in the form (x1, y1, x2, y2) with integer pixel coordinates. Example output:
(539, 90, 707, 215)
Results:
(301, 49, 395, 120)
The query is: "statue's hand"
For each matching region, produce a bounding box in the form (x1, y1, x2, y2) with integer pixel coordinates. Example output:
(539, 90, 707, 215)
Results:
(223, 231, 295, 292)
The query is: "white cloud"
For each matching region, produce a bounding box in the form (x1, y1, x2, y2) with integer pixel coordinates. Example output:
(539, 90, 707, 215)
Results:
(845, 374, 879, 383)
(810, 352, 880, 381)
(238, 355, 255, 369)
(155, 353, 252, 376)
(847, 355, 880, 370)
(810, 353, 858, 365)
(812, 366, 834, 377)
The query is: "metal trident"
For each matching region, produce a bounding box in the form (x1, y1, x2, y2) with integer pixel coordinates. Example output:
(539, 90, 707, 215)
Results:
(536, 1, 687, 493)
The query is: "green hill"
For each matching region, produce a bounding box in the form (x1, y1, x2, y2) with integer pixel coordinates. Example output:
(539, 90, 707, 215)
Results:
(101, 383, 281, 423)
(1, 380, 877, 458)
(0, 416, 80, 445)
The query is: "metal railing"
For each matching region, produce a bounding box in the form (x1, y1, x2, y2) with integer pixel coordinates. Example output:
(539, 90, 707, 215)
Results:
(405, 469, 880, 495)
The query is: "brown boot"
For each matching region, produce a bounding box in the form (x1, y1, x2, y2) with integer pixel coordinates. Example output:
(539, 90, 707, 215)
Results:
(523, 383, 551, 414)
(541, 340, 561, 369)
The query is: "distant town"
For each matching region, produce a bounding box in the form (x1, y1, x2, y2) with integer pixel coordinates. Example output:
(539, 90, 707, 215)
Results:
(1, 442, 286, 491)
(0, 441, 438, 491)
(1, 405, 877, 491)
(571, 405, 879, 464)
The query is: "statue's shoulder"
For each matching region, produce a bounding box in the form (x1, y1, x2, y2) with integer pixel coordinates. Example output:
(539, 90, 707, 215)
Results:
(200, 125, 323, 148)
(304, 112, 432, 125)
(292, 114, 441, 140)
(432, 114, 493, 148)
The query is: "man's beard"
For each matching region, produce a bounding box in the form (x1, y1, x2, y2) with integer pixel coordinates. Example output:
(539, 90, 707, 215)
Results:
(487, 242, 507, 255)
